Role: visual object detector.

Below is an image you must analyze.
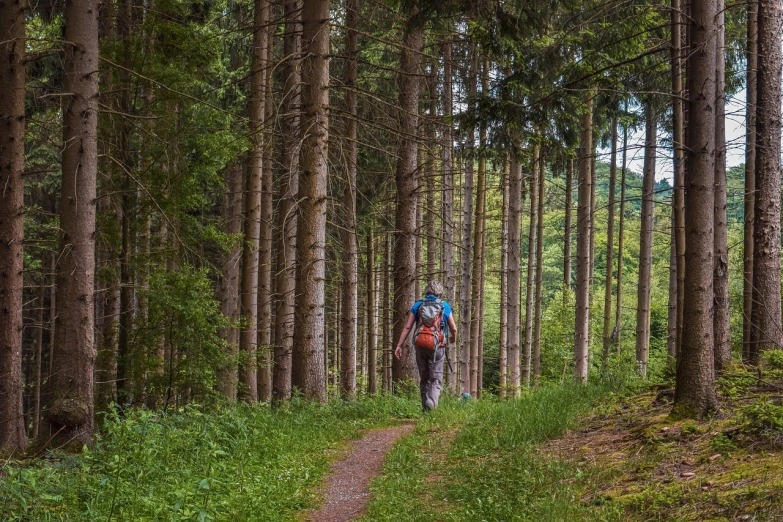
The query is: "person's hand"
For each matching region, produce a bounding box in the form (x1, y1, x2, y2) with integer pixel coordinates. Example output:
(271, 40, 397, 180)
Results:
(394, 345, 402, 359)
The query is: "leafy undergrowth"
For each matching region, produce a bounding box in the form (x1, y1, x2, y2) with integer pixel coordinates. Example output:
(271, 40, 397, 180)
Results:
(0, 394, 420, 521)
(364, 361, 783, 521)
(361, 383, 617, 521)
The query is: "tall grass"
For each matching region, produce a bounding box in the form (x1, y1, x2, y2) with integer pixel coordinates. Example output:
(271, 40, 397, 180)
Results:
(363, 382, 623, 521)
(1, 395, 420, 521)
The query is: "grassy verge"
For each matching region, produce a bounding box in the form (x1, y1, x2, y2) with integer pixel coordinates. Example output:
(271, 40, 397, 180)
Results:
(362, 382, 618, 521)
(0, 394, 420, 521)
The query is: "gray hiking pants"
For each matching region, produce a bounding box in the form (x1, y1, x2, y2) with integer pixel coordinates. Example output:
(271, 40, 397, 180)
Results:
(415, 344, 445, 410)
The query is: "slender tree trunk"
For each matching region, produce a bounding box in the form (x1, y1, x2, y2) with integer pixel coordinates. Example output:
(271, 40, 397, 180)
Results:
(616, 111, 628, 353)
(675, 0, 719, 417)
(523, 145, 540, 385)
(459, 50, 477, 395)
(45, 0, 100, 446)
(367, 226, 378, 394)
(602, 114, 618, 371)
(0, 0, 27, 451)
(238, 0, 269, 402)
(589, 150, 596, 293)
(507, 155, 523, 396)
(635, 103, 656, 379)
(426, 62, 438, 281)
(667, 220, 678, 362)
(32, 282, 45, 439)
(292, 0, 330, 401)
(749, 0, 783, 364)
(469, 62, 488, 395)
(382, 232, 392, 392)
(392, 10, 424, 385)
(258, 19, 275, 402)
(743, 0, 758, 362)
(713, 2, 731, 371)
(564, 158, 573, 293)
(499, 158, 510, 398)
(574, 95, 593, 384)
(272, 0, 301, 402)
(340, 0, 359, 399)
(533, 151, 546, 380)
(441, 40, 456, 393)
(218, 162, 243, 399)
(672, 0, 686, 361)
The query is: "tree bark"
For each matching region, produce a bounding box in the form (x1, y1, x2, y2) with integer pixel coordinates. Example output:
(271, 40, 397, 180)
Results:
(426, 62, 438, 282)
(574, 95, 593, 384)
(499, 158, 510, 397)
(272, 0, 301, 402)
(615, 116, 628, 353)
(340, 0, 359, 399)
(564, 158, 573, 293)
(258, 17, 275, 402)
(458, 50, 477, 395)
(667, 220, 678, 363)
(218, 162, 244, 400)
(0, 0, 27, 449)
(713, 1, 731, 371)
(523, 145, 540, 385)
(533, 150, 546, 380)
(743, 0, 758, 362)
(45, 0, 100, 447)
(382, 232, 392, 392)
(441, 40, 456, 393)
(367, 226, 378, 394)
(749, 0, 783, 364)
(602, 114, 618, 371)
(238, 0, 269, 402)
(635, 103, 656, 379)
(674, 0, 719, 417)
(507, 155, 523, 396)
(672, 0, 686, 361)
(392, 11, 424, 386)
(292, 0, 330, 402)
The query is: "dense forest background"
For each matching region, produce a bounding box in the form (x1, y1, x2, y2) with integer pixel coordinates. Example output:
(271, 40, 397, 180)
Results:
(1, 0, 780, 454)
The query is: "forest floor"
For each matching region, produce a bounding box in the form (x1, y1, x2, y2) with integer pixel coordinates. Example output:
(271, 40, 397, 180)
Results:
(359, 365, 783, 521)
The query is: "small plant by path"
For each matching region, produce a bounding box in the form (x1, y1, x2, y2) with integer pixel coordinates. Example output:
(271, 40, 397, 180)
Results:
(305, 423, 414, 522)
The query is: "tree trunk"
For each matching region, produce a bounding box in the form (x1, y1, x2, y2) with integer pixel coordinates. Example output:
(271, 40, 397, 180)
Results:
(258, 18, 275, 402)
(533, 151, 546, 380)
(743, 0, 758, 362)
(635, 103, 656, 379)
(238, 0, 269, 402)
(713, 1, 731, 371)
(367, 226, 378, 394)
(392, 11, 424, 386)
(426, 62, 438, 281)
(292, 0, 330, 402)
(499, 158, 510, 397)
(507, 155, 523, 396)
(674, 0, 719, 417)
(602, 114, 618, 371)
(749, 0, 783, 364)
(382, 232, 392, 392)
(272, 0, 301, 402)
(564, 158, 573, 293)
(0, 0, 26, 449)
(667, 220, 678, 363)
(45, 0, 100, 447)
(615, 116, 628, 353)
(441, 40, 456, 393)
(218, 162, 243, 399)
(574, 95, 593, 384)
(523, 145, 540, 385)
(340, 0, 359, 399)
(469, 62, 488, 395)
(672, 0, 686, 362)
(458, 50, 477, 395)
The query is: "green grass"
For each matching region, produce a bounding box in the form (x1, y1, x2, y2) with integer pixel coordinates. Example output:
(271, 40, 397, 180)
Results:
(0, 394, 421, 521)
(362, 383, 623, 522)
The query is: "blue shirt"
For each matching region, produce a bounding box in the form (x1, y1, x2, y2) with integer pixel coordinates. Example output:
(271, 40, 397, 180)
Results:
(411, 295, 452, 335)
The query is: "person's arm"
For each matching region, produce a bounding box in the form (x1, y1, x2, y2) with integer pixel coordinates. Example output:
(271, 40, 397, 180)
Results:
(394, 312, 417, 359)
(447, 314, 457, 344)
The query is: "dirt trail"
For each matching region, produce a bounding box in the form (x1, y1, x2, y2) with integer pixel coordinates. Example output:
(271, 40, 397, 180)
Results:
(304, 423, 414, 522)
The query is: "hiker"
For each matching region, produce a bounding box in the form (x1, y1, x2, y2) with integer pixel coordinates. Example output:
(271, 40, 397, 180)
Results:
(394, 280, 457, 411)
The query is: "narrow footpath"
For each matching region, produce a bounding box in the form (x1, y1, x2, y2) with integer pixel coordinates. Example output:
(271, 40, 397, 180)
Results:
(304, 423, 414, 522)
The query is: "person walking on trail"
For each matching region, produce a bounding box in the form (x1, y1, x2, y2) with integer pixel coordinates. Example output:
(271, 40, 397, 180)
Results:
(394, 281, 457, 412)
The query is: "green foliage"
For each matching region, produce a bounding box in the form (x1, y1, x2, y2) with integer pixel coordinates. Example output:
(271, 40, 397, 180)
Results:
(0, 395, 421, 521)
(742, 400, 783, 439)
